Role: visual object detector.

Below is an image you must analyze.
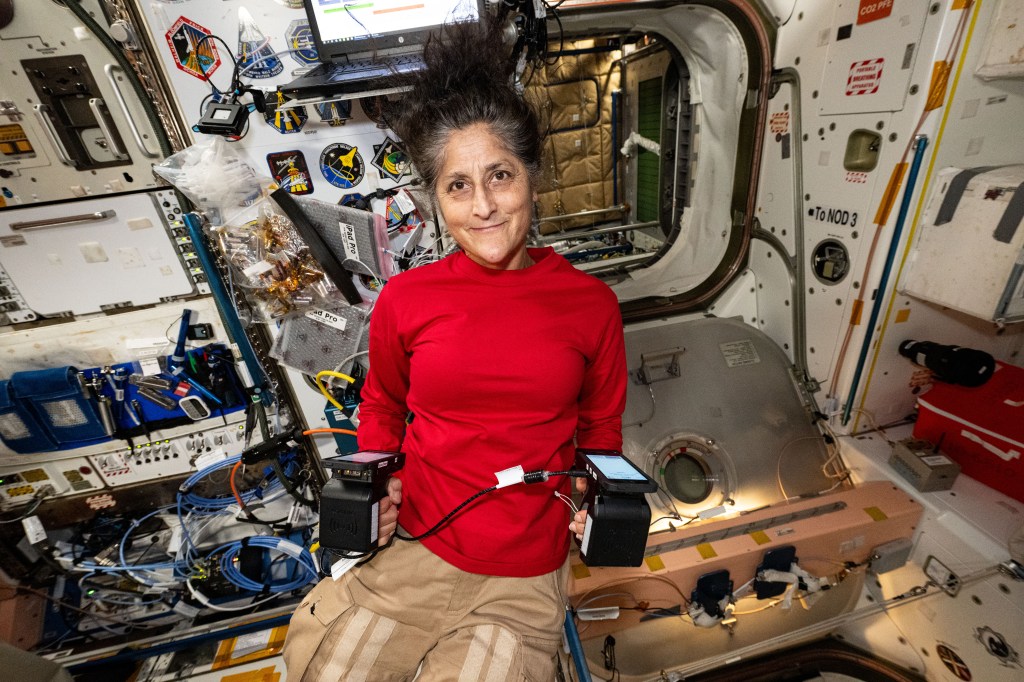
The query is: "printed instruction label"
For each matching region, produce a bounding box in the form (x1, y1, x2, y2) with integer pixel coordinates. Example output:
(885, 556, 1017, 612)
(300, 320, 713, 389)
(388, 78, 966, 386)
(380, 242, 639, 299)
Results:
(194, 449, 228, 471)
(339, 221, 361, 262)
(139, 357, 162, 376)
(720, 340, 761, 367)
(233, 630, 272, 658)
(305, 308, 348, 332)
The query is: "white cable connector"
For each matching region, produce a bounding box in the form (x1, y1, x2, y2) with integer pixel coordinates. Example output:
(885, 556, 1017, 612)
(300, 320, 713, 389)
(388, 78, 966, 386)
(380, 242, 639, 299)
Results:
(494, 465, 525, 489)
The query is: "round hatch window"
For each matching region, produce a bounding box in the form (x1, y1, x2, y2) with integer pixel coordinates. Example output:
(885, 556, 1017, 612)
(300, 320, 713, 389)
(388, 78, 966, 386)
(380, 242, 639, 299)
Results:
(648, 433, 735, 514)
(663, 451, 713, 504)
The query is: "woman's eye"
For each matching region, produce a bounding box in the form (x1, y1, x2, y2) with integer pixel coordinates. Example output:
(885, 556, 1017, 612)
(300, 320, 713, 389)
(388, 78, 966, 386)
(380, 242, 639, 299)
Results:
(492, 170, 512, 183)
(449, 180, 467, 192)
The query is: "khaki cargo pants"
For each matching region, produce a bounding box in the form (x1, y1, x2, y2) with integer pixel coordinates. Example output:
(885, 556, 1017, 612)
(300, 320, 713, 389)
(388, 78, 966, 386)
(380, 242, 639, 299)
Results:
(283, 538, 568, 681)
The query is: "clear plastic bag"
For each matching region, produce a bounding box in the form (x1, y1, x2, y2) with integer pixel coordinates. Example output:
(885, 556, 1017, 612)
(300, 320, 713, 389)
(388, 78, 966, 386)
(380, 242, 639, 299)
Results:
(211, 197, 349, 320)
(153, 136, 270, 226)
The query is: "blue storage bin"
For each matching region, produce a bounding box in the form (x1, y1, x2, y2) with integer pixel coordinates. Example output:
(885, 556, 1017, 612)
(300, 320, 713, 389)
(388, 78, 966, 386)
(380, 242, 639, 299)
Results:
(0, 379, 58, 453)
(9, 367, 108, 446)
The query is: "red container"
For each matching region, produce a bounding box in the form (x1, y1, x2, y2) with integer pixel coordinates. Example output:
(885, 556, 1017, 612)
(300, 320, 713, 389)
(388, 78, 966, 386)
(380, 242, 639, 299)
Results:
(913, 361, 1024, 503)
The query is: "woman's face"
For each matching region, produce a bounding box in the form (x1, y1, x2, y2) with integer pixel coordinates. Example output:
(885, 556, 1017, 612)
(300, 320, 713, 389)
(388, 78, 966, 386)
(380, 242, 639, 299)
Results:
(435, 123, 536, 270)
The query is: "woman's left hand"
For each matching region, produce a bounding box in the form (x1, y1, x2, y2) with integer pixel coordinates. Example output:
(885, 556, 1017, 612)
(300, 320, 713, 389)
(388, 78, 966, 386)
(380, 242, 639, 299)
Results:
(569, 508, 588, 540)
(378, 476, 402, 546)
(570, 475, 589, 539)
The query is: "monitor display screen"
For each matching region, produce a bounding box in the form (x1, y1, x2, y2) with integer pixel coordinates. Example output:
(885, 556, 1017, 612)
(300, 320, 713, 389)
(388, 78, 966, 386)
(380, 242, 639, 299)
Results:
(306, 0, 482, 58)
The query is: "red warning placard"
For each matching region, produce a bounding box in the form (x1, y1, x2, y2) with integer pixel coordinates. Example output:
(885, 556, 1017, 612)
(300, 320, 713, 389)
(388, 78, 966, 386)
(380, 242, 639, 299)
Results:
(769, 112, 789, 135)
(846, 58, 884, 96)
(857, 0, 894, 25)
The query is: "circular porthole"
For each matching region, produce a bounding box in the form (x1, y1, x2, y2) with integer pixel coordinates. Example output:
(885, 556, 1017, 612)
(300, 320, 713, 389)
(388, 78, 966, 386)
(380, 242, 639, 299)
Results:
(662, 450, 713, 504)
(811, 239, 850, 285)
(647, 433, 735, 515)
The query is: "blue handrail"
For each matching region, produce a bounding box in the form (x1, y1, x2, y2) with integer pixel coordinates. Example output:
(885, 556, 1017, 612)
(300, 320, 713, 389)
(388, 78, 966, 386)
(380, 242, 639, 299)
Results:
(184, 212, 269, 396)
(842, 135, 929, 424)
(564, 608, 593, 681)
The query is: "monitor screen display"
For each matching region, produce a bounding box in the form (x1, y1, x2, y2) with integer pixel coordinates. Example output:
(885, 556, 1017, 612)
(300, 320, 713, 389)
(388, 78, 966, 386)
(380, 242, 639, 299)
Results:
(307, 0, 481, 57)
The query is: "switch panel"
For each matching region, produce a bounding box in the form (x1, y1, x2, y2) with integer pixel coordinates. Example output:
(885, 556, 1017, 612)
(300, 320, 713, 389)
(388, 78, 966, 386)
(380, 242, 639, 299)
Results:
(0, 458, 105, 508)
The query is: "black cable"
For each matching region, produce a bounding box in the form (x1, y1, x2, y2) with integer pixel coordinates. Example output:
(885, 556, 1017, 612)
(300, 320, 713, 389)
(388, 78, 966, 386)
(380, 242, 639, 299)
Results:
(271, 458, 316, 509)
(544, 5, 563, 67)
(320, 532, 394, 570)
(393, 468, 586, 544)
(396, 486, 498, 542)
(231, 465, 289, 529)
(194, 34, 241, 97)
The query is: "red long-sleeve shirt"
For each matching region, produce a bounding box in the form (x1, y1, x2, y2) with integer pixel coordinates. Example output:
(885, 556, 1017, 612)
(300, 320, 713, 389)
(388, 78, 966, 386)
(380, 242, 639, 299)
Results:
(357, 247, 626, 576)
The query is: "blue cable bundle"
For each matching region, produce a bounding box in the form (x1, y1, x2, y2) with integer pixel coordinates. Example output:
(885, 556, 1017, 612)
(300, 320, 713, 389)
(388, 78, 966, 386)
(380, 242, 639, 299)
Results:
(209, 536, 317, 594)
(178, 455, 277, 514)
(176, 455, 283, 567)
(73, 505, 187, 588)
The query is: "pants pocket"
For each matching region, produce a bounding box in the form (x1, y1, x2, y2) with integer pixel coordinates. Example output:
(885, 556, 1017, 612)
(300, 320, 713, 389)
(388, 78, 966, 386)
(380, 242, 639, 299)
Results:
(519, 634, 561, 682)
(283, 579, 354, 680)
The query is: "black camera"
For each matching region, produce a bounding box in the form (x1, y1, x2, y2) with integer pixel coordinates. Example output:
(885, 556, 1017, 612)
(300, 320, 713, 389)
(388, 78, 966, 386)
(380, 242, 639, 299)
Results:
(898, 339, 995, 387)
(320, 451, 404, 554)
(574, 449, 658, 567)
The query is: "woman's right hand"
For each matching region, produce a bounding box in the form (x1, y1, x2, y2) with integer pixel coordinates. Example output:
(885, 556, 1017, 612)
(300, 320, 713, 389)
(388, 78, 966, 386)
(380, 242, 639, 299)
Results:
(378, 476, 402, 546)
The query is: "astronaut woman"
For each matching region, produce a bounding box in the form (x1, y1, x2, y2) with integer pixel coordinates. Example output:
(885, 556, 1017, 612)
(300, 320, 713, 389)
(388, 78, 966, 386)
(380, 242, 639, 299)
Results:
(283, 17, 626, 681)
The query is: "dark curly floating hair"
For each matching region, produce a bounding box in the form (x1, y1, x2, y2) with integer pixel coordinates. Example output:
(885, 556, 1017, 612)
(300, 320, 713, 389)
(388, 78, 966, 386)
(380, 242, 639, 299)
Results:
(387, 15, 544, 199)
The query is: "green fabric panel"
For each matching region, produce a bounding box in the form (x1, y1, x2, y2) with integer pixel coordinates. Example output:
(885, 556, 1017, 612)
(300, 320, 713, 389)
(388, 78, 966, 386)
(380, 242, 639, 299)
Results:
(637, 77, 662, 223)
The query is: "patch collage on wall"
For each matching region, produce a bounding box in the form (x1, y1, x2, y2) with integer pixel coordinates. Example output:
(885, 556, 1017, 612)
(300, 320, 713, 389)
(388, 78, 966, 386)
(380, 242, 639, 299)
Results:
(156, 3, 411, 205)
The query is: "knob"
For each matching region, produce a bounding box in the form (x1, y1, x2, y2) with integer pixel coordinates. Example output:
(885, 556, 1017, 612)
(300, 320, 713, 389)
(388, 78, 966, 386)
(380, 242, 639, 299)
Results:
(109, 20, 137, 46)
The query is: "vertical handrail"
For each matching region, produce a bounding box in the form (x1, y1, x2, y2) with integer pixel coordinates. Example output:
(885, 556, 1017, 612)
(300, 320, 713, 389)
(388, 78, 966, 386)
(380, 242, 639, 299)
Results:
(104, 64, 160, 159)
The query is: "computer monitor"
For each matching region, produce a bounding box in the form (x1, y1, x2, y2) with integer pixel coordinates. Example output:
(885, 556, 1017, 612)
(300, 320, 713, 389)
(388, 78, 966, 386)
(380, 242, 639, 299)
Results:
(304, 0, 485, 62)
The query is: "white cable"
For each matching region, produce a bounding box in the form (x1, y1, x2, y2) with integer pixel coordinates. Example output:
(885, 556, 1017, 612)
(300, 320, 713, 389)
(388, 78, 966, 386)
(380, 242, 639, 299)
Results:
(554, 491, 578, 514)
(332, 349, 369, 375)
